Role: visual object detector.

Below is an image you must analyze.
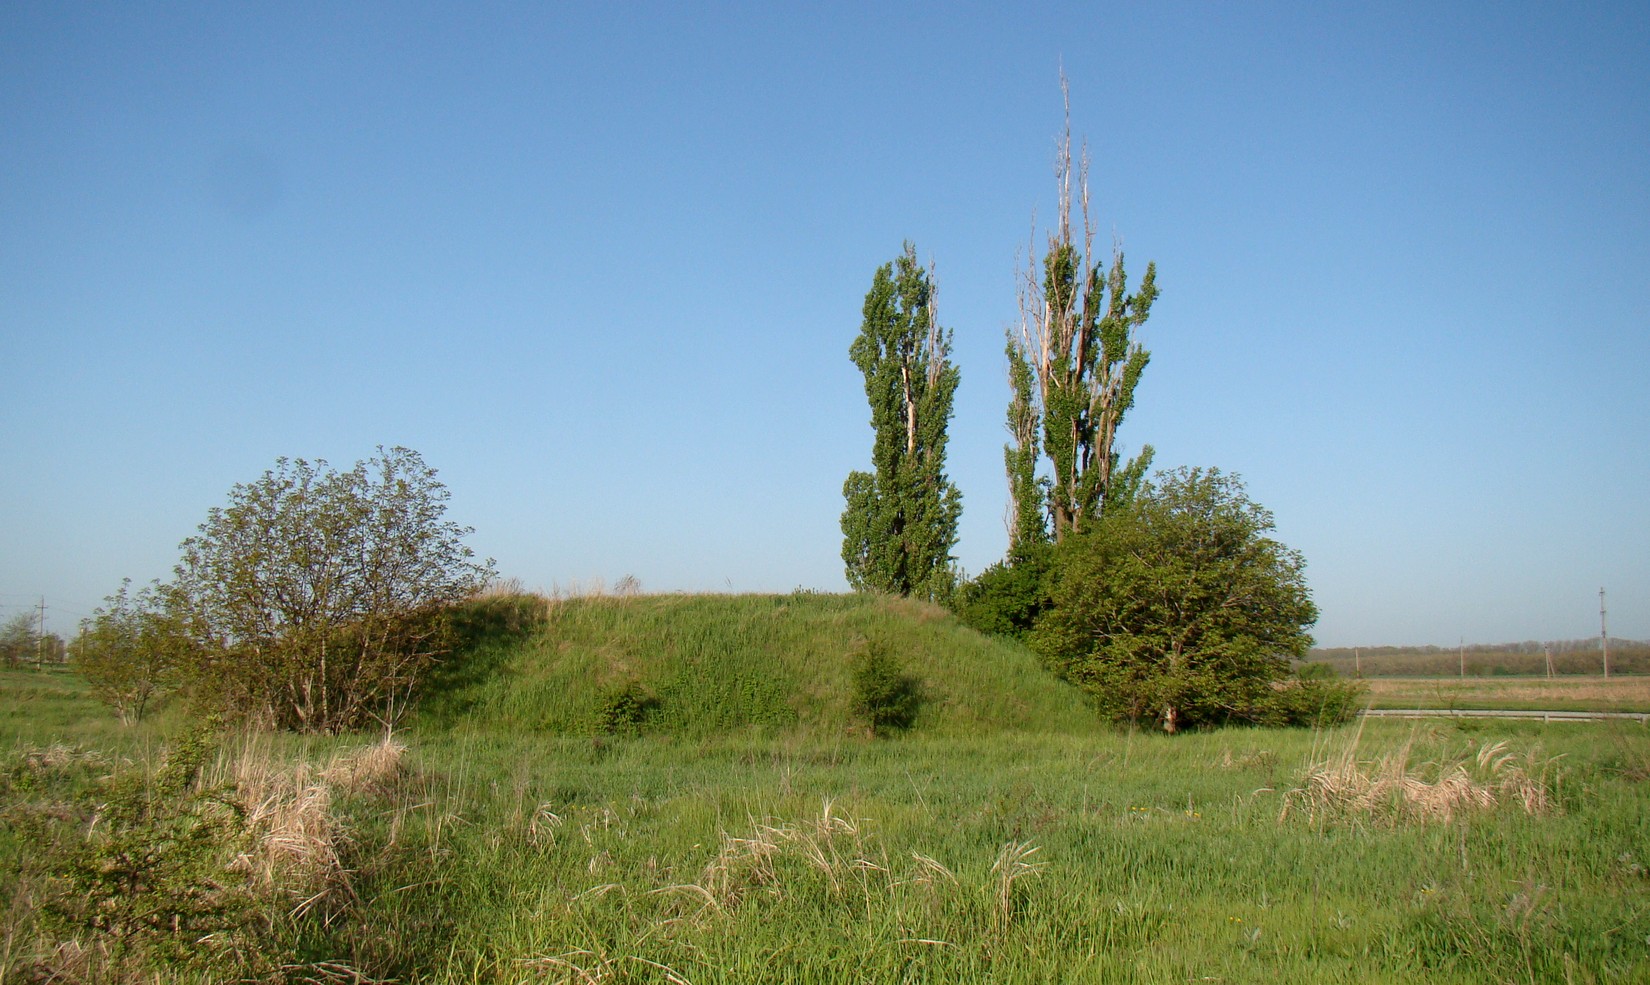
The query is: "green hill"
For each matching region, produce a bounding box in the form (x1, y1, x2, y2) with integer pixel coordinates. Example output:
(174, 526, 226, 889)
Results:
(416, 591, 1099, 738)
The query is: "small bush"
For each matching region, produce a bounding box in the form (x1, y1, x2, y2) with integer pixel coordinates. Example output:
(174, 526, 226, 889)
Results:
(592, 679, 659, 736)
(851, 643, 922, 736)
(20, 720, 284, 981)
(1294, 660, 1339, 681)
(1255, 675, 1367, 728)
(950, 546, 1053, 640)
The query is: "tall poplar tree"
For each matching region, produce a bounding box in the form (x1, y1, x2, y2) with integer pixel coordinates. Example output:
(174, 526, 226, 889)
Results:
(842, 244, 962, 600)
(1006, 84, 1159, 548)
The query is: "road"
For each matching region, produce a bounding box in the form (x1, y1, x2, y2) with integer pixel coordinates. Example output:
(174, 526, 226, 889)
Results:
(1360, 708, 1648, 723)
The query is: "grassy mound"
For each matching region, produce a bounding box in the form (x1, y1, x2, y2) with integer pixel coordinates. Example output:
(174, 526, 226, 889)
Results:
(416, 592, 1099, 738)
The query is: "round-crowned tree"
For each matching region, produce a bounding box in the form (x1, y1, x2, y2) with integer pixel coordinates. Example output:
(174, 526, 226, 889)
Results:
(1031, 467, 1317, 733)
(70, 579, 192, 725)
(171, 446, 494, 732)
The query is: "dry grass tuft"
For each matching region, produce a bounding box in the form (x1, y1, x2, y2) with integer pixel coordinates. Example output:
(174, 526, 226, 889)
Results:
(321, 734, 406, 795)
(17, 744, 105, 773)
(515, 949, 694, 985)
(989, 840, 1044, 923)
(216, 735, 407, 917)
(697, 799, 883, 909)
(226, 756, 348, 915)
(1283, 731, 1558, 825)
(1218, 748, 1278, 771)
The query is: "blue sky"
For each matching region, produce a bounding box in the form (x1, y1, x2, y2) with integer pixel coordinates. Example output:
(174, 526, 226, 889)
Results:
(3, 2, 1646, 648)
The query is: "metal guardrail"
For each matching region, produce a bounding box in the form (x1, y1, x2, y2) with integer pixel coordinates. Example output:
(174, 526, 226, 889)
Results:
(1360, 708, 1649, 723)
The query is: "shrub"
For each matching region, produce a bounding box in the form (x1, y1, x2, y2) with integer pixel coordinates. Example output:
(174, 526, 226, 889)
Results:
(69, 580, 192, 725)
(950, 545, 1053, 640)
(20, 720, 283, 981)
(1255, 675, 1367, 728)
(850, 642, 922, 736)
(592, 680, 659, 736)
(167, 447, 494, 733)
(1031, 468, 1318, 733)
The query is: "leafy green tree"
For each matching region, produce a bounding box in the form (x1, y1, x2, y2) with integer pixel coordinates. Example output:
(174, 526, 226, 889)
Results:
(1031, 468, 1317, 733)
(1, 610, 37, 668)
(841, 244, 962, 601)
(1006, 88, 1159, 547)
(168, 447, 494, 732)
(70, 580, 190, 724)
(1003, 340, 1047, 551)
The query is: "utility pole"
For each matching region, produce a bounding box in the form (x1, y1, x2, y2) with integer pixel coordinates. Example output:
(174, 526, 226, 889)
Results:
(35, 597, 46, 671)
(1543, 642, 1554, 679)
(1600, 587, 1611, 680)
(1353, 646, 1361, 679)
(1459, 637, 1465, 680)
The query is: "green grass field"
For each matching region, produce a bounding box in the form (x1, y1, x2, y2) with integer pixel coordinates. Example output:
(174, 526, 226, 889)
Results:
(4, 594, 1649, 983)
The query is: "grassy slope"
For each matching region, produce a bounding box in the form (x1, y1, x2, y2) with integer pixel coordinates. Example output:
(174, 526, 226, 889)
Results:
(415, 592, 1100, 739)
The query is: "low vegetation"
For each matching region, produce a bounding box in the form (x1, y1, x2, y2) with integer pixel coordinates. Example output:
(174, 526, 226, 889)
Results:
(4, 598, 1649, 983)
(416, 591, 1100, 739)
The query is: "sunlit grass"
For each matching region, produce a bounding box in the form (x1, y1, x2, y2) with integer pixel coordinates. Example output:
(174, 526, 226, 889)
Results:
(4, 596, 1649, 982)
(418, 592, 1101, 739)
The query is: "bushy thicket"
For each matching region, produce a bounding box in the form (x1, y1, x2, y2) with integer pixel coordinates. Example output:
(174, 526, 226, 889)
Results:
(73, 448, 493, 734)
(954, 468, 1361, 733)
(950, 544, 1054, 642)
(2, 720, 424, 983)
(5, 722, 283, 982)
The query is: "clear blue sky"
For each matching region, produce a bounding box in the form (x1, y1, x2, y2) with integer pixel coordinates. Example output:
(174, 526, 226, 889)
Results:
(3, 2, 1646, 648)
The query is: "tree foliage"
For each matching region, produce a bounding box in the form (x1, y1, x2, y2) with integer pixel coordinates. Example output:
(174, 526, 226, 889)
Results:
(841, 244, 962, 601)
(169, 447, 494, 732)
(1031, 468, 1319, 733)
(951, 542, 1055, 642)
(1, 610, 38, 668)
(1006, 85, 1159, 547)
(70, 580, 190, 725)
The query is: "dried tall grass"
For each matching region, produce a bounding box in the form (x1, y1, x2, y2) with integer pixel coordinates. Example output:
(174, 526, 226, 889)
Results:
(989, 840, 1044, 924)
(698, 799, 867, 907)
(1283, 729, 1557, 825)
(220, 735, 406, 916)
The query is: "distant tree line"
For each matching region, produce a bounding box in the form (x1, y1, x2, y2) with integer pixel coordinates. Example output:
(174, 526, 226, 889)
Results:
(1309, 641, 1648, 679)
(1, 610, 66, 668)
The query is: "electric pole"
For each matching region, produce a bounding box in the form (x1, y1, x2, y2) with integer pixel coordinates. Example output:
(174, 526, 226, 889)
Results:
(1459, 637, 1465, 680)
(35, 597, 46, 670)
(1600, 587, 1610, 680)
